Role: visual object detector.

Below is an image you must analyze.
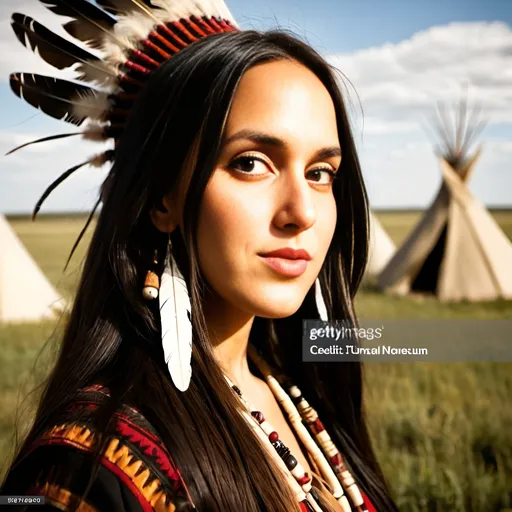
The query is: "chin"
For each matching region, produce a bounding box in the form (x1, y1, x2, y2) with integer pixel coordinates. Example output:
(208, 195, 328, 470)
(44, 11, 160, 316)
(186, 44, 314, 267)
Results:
(248, 290, 307, 319)
(254, 305, 303, 319)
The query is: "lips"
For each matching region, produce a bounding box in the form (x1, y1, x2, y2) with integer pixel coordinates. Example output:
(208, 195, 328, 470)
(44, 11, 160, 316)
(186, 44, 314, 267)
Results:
(259, 248, 311, 260)
(258, 247, 311, 277)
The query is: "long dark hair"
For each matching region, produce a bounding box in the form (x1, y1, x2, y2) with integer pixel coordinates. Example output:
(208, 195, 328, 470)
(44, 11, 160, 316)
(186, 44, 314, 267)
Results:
(3, 30, 396, 511)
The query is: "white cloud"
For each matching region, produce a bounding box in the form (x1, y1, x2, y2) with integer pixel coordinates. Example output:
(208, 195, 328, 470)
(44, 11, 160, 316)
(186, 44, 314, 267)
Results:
(486, 140, 512, 155)
(357, 117, 420, 136)
(329, 21, 512, 128)
(359, 137, 512, 209)
(326, 22, 512, 208)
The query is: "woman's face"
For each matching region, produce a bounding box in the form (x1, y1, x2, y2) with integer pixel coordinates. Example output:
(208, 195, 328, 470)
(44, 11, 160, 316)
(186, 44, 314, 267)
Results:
(197, 59, 340, 319)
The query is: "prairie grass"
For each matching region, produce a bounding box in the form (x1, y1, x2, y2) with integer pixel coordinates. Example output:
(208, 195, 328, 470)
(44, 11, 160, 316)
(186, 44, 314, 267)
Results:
(1, 213, 511, 511)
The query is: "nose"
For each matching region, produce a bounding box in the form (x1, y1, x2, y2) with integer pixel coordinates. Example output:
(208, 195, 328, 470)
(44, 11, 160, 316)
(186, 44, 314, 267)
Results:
(273, 170, 317, 232)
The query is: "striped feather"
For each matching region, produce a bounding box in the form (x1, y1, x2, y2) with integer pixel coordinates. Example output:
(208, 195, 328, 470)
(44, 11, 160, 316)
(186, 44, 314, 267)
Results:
(11, 14, 116, 85)
(39, 0, 117, 50)
(10, 73, 108, 126)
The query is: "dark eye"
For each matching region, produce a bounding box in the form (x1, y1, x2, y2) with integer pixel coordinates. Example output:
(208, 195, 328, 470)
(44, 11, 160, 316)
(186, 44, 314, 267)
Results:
(229, 156, 268, 175)
(307, 168, 336, 185)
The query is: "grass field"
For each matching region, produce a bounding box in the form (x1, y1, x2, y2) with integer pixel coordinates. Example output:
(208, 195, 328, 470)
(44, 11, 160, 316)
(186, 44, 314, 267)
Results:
(1, 212, 511, 511)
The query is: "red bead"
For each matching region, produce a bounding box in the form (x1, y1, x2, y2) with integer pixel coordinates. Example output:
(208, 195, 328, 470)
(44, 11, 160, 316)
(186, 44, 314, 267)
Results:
(251, 411, 264, 423)
(269, 431, 279, 443)
(312, 419, 324, 434)
(330, 453, 342, 466)
(130, 49, 159, 68)
(124, 60, 150, 75)
(298, 473, 312, 486)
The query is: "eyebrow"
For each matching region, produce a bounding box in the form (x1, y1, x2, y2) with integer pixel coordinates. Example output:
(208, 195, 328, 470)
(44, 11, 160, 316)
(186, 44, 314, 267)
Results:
(223, 129, 342, 161)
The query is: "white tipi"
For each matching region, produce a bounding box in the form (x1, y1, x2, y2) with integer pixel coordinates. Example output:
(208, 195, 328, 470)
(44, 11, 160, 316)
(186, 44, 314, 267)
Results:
(378, 98, 512, 302)
(365, 212, 396, 283)
(0, 215, 64, 323)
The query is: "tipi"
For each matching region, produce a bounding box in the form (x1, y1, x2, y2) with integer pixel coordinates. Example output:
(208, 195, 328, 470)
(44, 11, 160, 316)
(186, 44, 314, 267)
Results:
(378, 98, 512, 302)
(0, 214, 64, 323)
(364, 212, 396, 283)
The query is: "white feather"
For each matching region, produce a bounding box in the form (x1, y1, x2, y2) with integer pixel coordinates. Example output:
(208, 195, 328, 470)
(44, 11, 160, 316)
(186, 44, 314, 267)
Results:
(73, 91, 111, 122)
(114, 13, 156, 43)
(149, 0, 188, 16)
(159, 247, 193, 392)
(91, 151, 111, 167)
(153, 1, 191, 19)
(101, 41, 128, 69)
(315, 278, 328, 322)
(82, 122, 108, 141)
(152, 7, 182, 24)
(76, 59, 117, 87)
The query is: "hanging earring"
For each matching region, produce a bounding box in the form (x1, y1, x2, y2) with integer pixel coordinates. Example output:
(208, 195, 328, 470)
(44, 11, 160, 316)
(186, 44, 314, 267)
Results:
(159, 236, 193, 392)
(142, 250, 160, 300)
(315, 278, 328, 322)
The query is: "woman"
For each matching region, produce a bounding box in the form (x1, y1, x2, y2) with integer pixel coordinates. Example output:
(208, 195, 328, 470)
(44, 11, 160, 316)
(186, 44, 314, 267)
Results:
(1, 1, 396, 511)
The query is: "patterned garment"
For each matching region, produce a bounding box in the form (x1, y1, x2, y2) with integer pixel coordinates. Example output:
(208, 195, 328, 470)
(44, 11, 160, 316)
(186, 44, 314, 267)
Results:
(2, 384, 376, 512)
(1, 385, 192, 511)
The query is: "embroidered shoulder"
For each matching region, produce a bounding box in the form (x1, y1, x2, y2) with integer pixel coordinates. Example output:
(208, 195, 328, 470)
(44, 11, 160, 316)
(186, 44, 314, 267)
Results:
(28, 384, 194, 512)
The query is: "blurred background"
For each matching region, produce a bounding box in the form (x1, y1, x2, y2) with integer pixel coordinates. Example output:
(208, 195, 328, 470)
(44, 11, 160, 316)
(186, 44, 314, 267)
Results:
(0, 0, 511, 510)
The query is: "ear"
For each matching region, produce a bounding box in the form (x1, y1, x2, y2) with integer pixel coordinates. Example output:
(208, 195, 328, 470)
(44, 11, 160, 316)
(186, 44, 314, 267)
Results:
(150, 193, 179, 233)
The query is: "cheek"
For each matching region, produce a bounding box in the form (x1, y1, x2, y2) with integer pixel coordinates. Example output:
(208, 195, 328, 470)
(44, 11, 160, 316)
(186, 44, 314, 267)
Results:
(196, 172, 265, 287)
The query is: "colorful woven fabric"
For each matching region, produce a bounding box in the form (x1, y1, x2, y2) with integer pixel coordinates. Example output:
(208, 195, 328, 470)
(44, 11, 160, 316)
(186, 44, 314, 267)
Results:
(2, 385, 192, 511)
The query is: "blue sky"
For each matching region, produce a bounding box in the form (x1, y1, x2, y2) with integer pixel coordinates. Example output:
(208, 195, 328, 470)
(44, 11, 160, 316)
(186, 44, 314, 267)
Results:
(230, 0, 512, 51)
(0, 0, 511, 214)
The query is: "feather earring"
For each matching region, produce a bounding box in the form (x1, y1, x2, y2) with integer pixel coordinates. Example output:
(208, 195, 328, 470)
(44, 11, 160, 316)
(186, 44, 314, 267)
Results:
(159, 238, 193, 392)
(315, 278, 328, 322)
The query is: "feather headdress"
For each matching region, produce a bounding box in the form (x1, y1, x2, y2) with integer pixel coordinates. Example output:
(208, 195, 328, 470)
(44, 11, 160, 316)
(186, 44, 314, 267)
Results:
(8, 0, 238, 218)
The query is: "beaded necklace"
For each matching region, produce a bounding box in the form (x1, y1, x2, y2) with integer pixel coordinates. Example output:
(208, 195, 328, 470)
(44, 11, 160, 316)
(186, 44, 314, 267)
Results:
(223, 345, 370, 512)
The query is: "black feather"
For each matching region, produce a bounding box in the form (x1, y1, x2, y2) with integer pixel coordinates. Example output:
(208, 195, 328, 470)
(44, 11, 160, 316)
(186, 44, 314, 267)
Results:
(5, 132, 82, 156)
(10, 73, 98, 126)
(64, 194, 102, 270)
(39, 0, 116, 49)
(11, 13, 105, 73)
(33, 158, 93, 220)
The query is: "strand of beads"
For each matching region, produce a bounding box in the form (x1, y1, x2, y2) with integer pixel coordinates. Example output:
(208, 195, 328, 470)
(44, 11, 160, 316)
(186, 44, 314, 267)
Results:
(224, 376, 322, 512)
(247, 347, 354, 512)
(288, 385, 368, 512)
(241, 407, 312, 509)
